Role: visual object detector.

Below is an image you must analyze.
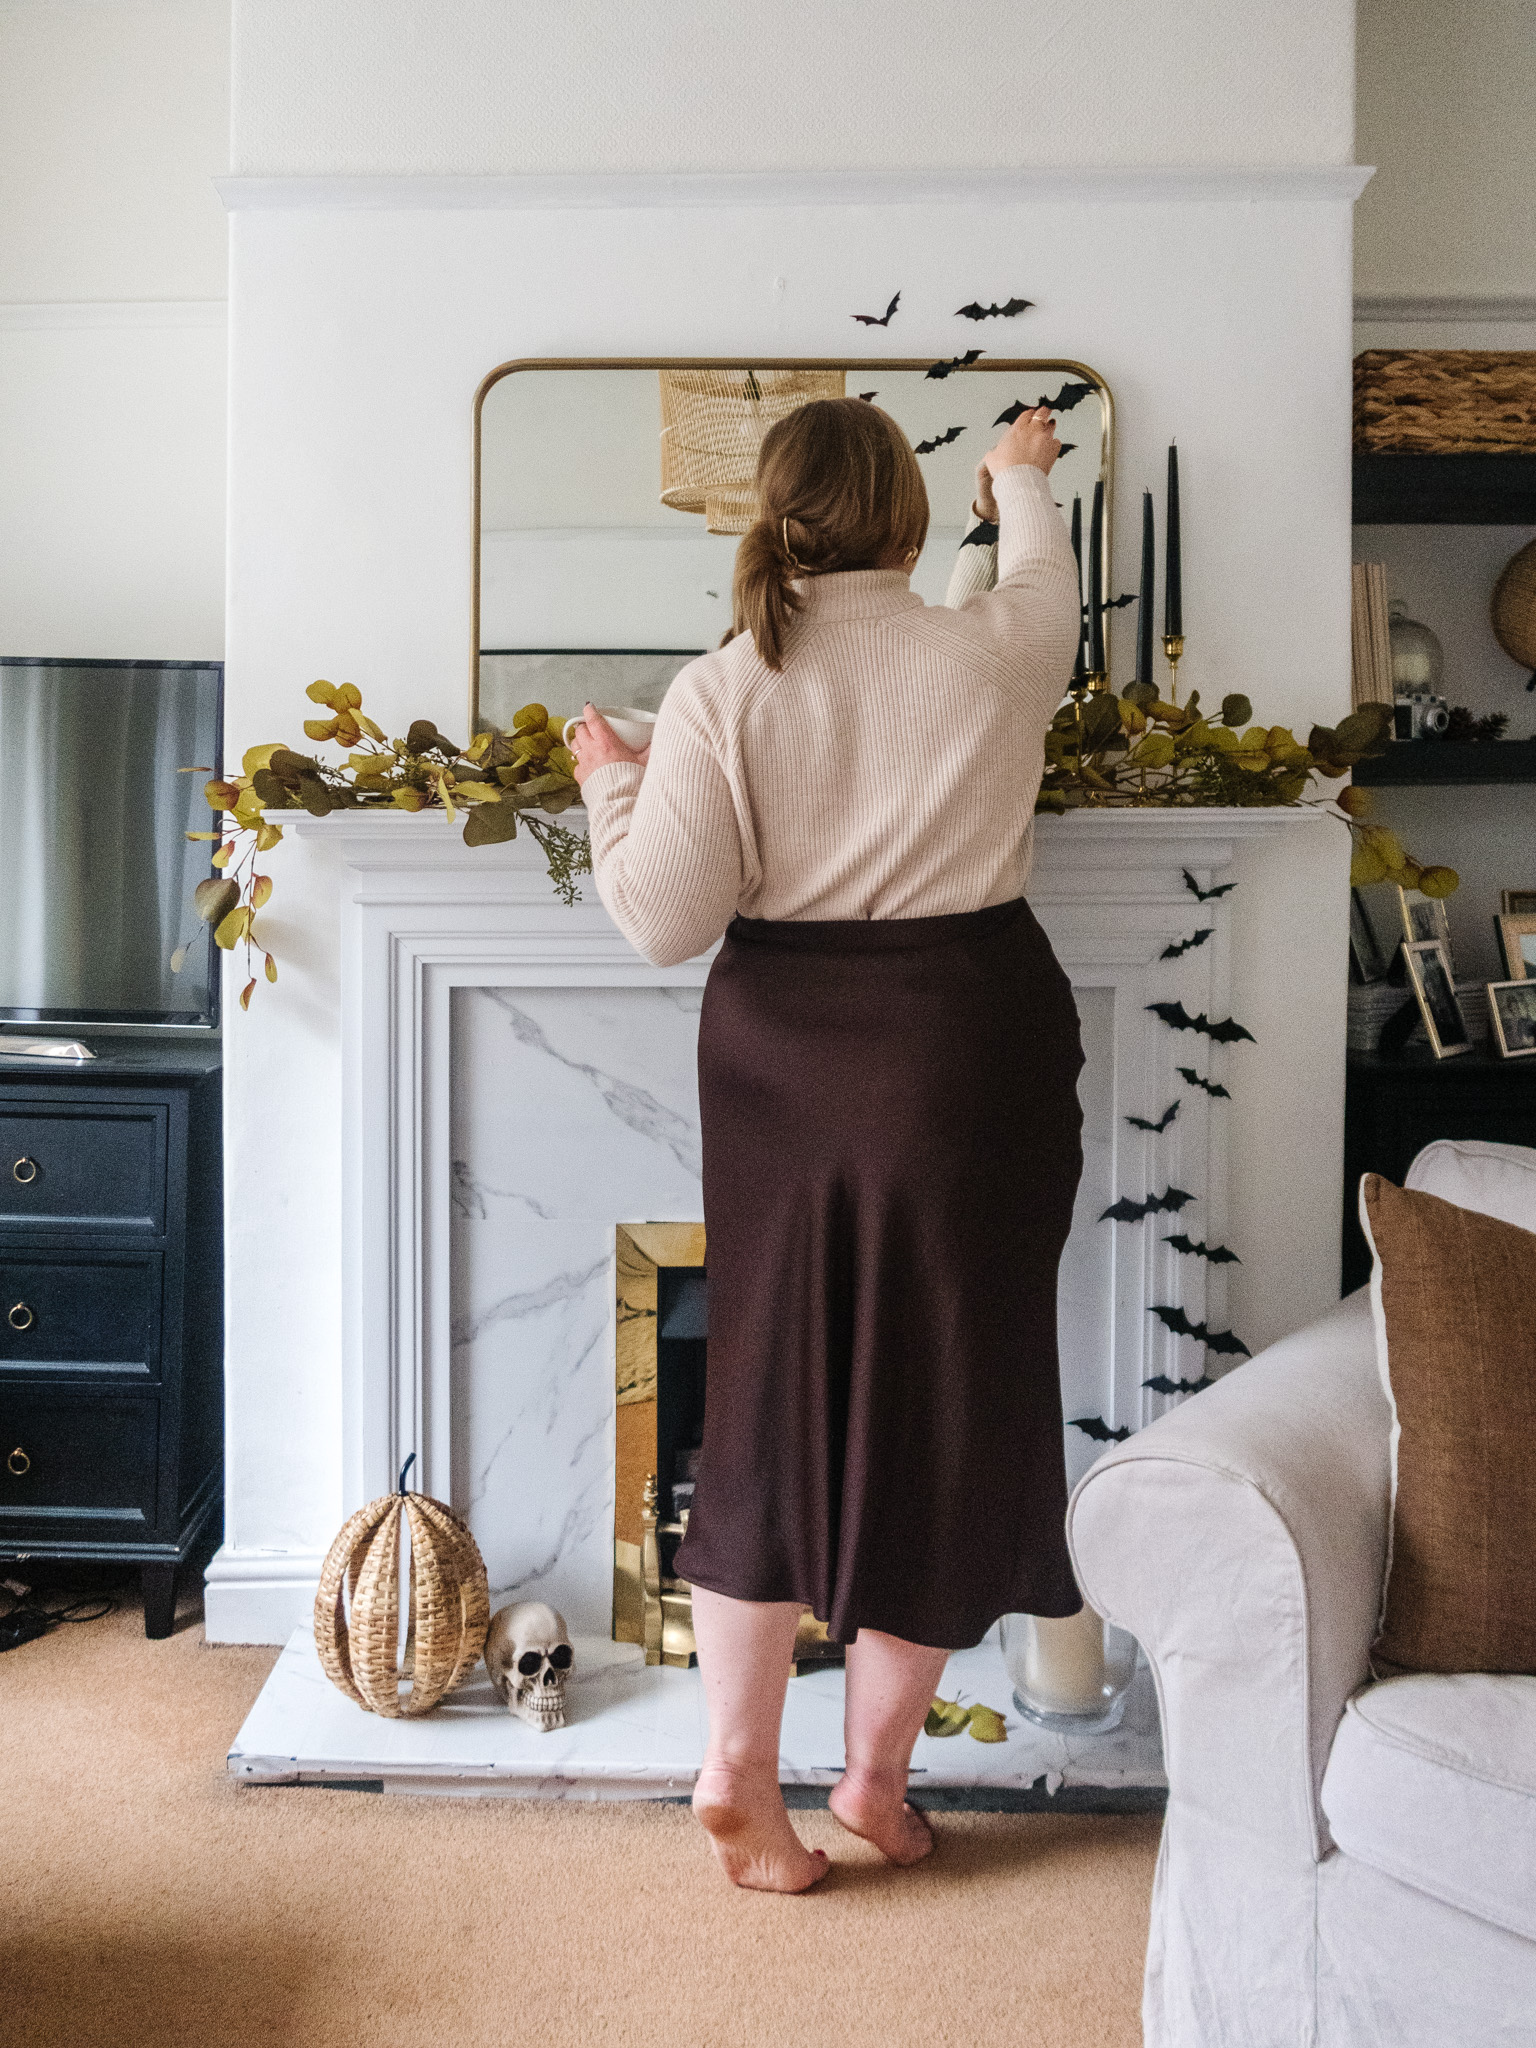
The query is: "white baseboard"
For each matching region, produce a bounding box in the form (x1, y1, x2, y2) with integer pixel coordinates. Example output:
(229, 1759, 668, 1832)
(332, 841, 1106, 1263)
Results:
(203, 1544, 325, 1644)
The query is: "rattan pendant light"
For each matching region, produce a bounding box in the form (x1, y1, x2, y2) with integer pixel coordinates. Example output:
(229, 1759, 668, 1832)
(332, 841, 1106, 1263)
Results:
(314, 1456, 490, 1718)
(659, 367, 846, 533)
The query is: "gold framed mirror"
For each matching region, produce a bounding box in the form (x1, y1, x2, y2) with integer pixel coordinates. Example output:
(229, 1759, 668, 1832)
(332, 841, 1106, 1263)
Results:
(471, 357, 1114, 736)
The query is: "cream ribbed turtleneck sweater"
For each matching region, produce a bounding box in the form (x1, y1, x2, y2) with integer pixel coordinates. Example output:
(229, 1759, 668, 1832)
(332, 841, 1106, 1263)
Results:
(583, 462, 1079, 967)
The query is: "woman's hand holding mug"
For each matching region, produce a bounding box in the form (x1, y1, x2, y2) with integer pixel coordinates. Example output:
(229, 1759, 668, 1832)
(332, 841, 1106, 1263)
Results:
(564, 704, 654, 789)
(984, 404, 1061, 481)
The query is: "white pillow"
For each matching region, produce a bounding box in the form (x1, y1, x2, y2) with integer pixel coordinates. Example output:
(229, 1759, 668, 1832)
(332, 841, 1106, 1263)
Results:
(1405, 1139, 1536, 1236)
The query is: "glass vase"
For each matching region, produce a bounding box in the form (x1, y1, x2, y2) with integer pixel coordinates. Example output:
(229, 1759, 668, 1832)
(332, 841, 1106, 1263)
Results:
(1000, 1606, 1138, 1735)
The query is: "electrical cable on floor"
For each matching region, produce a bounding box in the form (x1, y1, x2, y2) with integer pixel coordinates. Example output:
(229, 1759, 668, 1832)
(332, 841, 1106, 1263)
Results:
(0, 1576, 118, 1653)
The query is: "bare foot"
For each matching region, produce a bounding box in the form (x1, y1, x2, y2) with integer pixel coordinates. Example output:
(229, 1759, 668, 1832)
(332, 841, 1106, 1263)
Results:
(829, 1768, 934, 1865)
(693, 1760, 830, 1893)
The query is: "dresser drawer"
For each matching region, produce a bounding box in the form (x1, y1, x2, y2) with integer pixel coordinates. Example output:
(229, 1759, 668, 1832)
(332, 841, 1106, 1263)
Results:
(0, 1387, 158, 1529)
(0, 1250, 162, 1376)
(0, 1104, 167, 1233)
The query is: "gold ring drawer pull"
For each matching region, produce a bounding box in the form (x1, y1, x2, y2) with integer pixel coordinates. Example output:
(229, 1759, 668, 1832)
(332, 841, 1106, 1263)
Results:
(12, 1157, 38, 1185)
(7, 1447, 29, 1477)
(7, 1302, 34, 1332)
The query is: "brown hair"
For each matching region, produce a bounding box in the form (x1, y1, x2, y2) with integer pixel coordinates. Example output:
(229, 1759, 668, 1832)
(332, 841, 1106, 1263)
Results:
(726, 398, 930, 670)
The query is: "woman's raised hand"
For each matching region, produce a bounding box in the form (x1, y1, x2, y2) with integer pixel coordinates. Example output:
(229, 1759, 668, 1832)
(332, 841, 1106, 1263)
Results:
(972, 458, 1000, 523)
(984, 404, 1061, 480)
(567, 704, 651, 790)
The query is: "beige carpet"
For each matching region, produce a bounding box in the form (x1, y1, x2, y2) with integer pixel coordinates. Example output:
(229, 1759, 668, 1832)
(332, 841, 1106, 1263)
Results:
(0, 1580, 1159, 2048)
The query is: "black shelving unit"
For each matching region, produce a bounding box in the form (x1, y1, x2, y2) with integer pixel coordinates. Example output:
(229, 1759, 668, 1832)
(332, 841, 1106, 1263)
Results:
(1355, 740, 1536, 787)
(1353, 452, 1536, 525)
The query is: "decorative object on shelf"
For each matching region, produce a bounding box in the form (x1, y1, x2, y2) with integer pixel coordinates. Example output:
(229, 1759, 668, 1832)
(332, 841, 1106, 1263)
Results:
(1388, 598, 1445, 694)
(1496, 912, 1536, 981)
(1000, 1607, 1138, 1734)
(659, 367, 845, 534)
(1162, 441, 1184, 704)
(313, 1454, 490, 1719)
(1134, 489, 1155, 688)
(923, 1693, 1009, 1742)
(1398, 886, 1456, 976)
(1353, 350, 1536, 455)
(1502, 889, 1536, 917)
(1491, 534, 1536, 690)
(1442, 707, 1509, 743)
(1350, 563, 1393, 710)
(483, 1601, 573, 1731)
(1401, 940, 1472, 1061)
(1487, 980, 1536, 1058)
(1350, 888, 1388, 983)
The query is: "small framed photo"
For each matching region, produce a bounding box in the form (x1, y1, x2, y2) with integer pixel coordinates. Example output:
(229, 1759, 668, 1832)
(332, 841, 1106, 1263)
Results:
(1399, 887, 1456, 977)
(1402, 940, 1472, 1059)
(1495, 912, 1536, 981)
(1487, 979, 1536, 1059)
(1500, 889, 1536, 917)
(1349, 889, 1389, 983)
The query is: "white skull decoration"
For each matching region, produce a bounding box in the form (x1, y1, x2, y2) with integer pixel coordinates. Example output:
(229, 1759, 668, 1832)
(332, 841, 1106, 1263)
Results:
(484, 1601, 573, 1731)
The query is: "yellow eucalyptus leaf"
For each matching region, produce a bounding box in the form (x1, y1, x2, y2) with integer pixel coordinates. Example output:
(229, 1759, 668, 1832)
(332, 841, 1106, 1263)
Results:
(170, 945, 188, 975)
(251, 874, 273, 909)
(356, 713, 386, 742)
(303, 717, 338, 742)
(1133, 732, 1176, 770)
(264, 954, 278, 983)
(465, 730, 493, 761)
(214, 905, 249, 950)
(239, 978, 256, 1011)
(254, 819, 284, 852)
(211, 842, 232, 869)
(185, 830, 220, 841)
(1418, 865, 1460, 899)
(305, 680, 339, 706)
(1336, 785, 1373, 818)
(1350, 839, 1388, 888)
(967, 1704, 1008, 1744)
(241, 743, 283, 777)
(513, 702, 549, 733)
(393, 787, 427, 811)
(205, 778, 241, 811)
(334, 683, 362, 710)
(332, 715, 361, 748)
(923, 1696, 970, 1738)
(233, 789, 265, 829)
(449, 781, 499, 803)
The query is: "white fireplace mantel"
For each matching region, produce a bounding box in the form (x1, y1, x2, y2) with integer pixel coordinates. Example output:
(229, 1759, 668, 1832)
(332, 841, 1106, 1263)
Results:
(288, 803, 1321, 1542)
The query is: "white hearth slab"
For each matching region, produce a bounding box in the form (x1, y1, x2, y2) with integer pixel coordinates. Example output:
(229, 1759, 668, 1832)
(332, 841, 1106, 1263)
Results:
(229, 1627, 1164, 1803)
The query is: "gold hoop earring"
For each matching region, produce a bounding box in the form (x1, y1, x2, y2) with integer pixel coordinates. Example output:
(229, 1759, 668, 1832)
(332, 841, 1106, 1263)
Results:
(781, 517, 802, 574)
(903, 546, 919, 568)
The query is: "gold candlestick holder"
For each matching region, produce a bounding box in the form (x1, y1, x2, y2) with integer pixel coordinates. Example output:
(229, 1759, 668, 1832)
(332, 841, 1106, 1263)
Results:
(1162, 633, 1185, 707)
(1085, 669, 1110, 695)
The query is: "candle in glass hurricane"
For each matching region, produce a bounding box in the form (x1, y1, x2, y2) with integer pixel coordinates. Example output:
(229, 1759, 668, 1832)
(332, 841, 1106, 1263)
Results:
(1135, 489, 1155, 686)
(1088, 478, 1106, 675)
(1069, 494, 1088, 683)
(1164, 442, 1182, 638)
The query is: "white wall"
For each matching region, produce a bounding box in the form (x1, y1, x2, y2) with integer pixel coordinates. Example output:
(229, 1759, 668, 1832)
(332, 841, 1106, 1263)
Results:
(0, 0, 228, 660)
(231, 0, 1353, 175)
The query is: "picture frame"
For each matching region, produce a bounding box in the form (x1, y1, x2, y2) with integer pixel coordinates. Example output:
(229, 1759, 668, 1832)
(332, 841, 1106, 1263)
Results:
(1487, 979, 1536, 1059)
(1401, 940, 1472, 1059)
(1349, 888, 1389, 983)
(1398, 887, 1456, 978)
(1500, 889, 1536, 917)
(1494, 912, 1536, 982)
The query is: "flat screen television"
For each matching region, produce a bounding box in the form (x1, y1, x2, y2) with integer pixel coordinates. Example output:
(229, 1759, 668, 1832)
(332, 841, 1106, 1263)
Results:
(0, 657, 223, 1029)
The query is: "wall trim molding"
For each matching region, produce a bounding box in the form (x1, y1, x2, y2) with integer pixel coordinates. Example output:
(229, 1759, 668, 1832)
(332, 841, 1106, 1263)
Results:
(0, 300, 226, 331)
(203, 1544, 326, 1645)
(216, 166, 1374, 214)
(1353, 294, 1536, 325)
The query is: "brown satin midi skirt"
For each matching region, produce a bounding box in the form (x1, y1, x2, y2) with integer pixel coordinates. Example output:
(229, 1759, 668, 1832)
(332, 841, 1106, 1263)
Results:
(673, 897, 1086, 1649)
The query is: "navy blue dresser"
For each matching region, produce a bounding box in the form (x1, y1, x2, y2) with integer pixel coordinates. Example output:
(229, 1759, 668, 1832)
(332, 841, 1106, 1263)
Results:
(0, 1044, 222, 1636)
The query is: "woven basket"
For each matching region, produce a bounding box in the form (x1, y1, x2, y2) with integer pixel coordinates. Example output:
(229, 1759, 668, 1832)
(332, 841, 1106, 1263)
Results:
(314, 1463, 489, 1718)
(659, 368, 845, 533)
(1354, 350, 1536, 455)
(1492, 536, 1536, 673)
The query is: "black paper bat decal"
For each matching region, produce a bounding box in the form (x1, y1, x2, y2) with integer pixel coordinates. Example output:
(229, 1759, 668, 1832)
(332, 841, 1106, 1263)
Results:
(1142, 1372, 1216, 1397)
(852, 293, 900, 327)
(1182, 869, 1237, 903)
(995, 380, 1096, 425)
(926, 350, 985, 380)
(1125, 1102, 1179, 1134)
(1148, 1305, 1251, 1357)
(1163, 1234, 1241, 1264)
(1056, 443, 1077, 460)
(960, 520, 999, 547)
(1176, 1066, 1231, 1100)
(957, 297, 1034, 320)
(1146, 1003, 1256, 1046)
(857, 391, 878, 402)
(1100, 591, 1138, 610)
(1070, 1415, 1132, 1444)
(1161, 928, 1215, 961)
(915, 426, 966, 454)
(1099, 1188, 1196, 1223)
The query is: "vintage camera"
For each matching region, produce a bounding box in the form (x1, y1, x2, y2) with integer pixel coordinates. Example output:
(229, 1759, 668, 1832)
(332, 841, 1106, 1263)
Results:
(1393, 690, 1450, 741)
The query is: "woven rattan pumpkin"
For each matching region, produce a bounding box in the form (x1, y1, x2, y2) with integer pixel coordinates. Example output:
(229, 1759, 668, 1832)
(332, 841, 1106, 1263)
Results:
(1492, 536, 1536, 685)
(314, 1456, 490, 1717)
(659, 367, 845, 533)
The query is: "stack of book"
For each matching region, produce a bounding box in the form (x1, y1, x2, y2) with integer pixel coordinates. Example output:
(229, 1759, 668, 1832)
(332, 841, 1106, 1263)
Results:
(1351, 562, 1393, 710)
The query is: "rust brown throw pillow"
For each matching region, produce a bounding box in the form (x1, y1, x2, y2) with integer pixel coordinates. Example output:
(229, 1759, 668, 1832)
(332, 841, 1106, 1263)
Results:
(1361, 1173, 1536, 1675)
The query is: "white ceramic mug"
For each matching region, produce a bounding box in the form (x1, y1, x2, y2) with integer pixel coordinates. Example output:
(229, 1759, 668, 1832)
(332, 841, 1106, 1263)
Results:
(563, 705, 657, 753)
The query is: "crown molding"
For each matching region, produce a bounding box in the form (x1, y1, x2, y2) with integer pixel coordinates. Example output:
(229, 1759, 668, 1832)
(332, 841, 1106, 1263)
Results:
(1354, 294, 1536, 325)
(0, 300, 226, 331)
(216, 165, 1374, 213)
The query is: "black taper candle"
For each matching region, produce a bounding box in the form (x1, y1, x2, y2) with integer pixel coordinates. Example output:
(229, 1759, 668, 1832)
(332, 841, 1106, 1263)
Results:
(1165, 442, 1182, 638)
(1069, 494, 1087, 679)
(1135, 490, 1155, 685)
(1088, 478, 1105, 672)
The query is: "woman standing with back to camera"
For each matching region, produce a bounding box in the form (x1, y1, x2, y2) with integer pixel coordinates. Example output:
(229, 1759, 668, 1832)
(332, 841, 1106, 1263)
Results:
(566, 395, 1083, 1892)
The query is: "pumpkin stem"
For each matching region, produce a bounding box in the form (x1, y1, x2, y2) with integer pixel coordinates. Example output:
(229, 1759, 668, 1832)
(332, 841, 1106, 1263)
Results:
(398, 1451, 417, 1495)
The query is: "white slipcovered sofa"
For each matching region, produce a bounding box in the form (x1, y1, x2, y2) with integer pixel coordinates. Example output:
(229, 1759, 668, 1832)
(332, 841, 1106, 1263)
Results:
(1069, 1139, 1536, 2047)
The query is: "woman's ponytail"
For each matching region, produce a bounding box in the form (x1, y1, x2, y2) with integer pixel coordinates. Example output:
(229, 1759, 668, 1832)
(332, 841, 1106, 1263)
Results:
(727, 515, 803, 672)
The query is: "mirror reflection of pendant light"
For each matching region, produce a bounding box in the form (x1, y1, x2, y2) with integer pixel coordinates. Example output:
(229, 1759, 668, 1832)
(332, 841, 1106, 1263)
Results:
(659, 368, 846, 534)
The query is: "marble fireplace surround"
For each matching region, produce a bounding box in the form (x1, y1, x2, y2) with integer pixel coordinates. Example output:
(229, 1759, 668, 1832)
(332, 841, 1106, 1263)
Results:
(284, 804, 1318, 1638)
